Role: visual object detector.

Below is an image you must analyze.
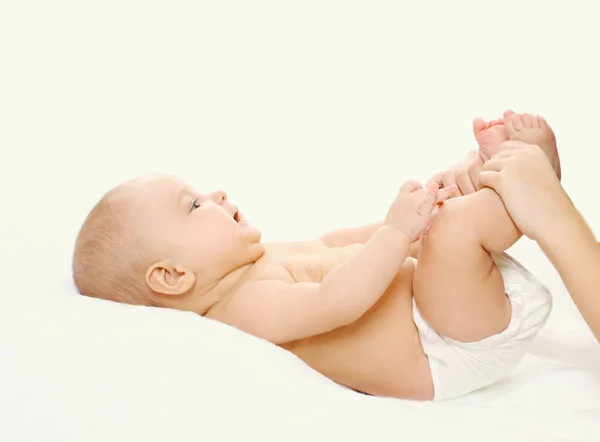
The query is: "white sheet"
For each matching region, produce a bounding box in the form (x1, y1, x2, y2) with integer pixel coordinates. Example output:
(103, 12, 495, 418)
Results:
(1, 201, 599, 442)
(2, 279, 599, 442)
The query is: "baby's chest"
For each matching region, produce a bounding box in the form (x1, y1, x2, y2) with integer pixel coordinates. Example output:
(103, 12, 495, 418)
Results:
(251, 255, 329, 284)
(281, 247, 358, 283)
(279, 254, 331, 283)
(254, 243, 361, 284)
(249, 255, 333, 284)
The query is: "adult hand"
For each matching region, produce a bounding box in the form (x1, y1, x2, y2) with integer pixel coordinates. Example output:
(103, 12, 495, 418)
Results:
(478, 141, 572, 242)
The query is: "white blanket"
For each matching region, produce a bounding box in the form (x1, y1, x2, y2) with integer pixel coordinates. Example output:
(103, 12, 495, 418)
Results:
(1, 272, 599, 442)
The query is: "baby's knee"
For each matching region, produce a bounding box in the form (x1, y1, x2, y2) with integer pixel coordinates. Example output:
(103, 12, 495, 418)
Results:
(421, 197, 475, 250)
(424, 189, 505, 243)
(424, 188, 520, 254)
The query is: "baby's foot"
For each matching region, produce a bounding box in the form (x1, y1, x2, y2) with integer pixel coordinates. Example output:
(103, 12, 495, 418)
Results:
(473, 117, 509, 162)
(503, 110, 561, 180)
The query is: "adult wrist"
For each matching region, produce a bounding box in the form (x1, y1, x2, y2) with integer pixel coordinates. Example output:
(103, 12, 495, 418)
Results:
(537, 204, 596, 255)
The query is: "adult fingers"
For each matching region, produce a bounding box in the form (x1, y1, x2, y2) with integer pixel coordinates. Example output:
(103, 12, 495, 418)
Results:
(442, 169, 457, 189)
(500, 140, 536, 151)
(456, 167, 477, 195)
(477, 170, 501, 190)
(483, 157, 510, 172)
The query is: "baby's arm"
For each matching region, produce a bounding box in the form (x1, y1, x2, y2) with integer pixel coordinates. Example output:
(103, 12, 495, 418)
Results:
(320, 221, 383, 247)
(321, 221, 422, 258)
(320, 186, 457, 256)
(209, 182, 448, 344)
(210, 225, 410, 344)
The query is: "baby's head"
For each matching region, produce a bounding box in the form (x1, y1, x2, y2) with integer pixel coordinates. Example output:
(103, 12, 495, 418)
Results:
(72, 174, 264, 313)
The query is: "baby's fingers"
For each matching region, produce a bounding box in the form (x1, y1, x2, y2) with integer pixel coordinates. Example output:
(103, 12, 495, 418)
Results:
(435, 184, 459, 205)
(399, 180, 423, 194)
(426, 171, 443, 188)
(417, 182, 439, 213)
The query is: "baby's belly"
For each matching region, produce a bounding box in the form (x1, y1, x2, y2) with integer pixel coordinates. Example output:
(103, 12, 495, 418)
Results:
(282, 259, 434, 400)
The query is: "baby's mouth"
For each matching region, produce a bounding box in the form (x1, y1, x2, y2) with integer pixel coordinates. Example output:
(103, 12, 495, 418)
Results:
(233, 209, 240, 223)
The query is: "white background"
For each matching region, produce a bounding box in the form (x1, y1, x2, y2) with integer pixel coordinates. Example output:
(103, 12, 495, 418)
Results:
(1, 1, 600, 441)
(3, 0, 599, 324)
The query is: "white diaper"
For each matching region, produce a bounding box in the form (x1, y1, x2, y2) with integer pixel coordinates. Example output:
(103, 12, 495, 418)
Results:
(412, 253, 552, 401)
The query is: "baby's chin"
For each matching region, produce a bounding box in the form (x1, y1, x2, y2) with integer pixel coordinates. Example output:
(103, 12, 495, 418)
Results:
(248, 236, 266, 259)
(252, 229, 263, 243)
(242, 222, 262, 241)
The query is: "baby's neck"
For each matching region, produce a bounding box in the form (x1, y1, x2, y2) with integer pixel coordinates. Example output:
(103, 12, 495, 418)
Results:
(196, 262, 257, 315)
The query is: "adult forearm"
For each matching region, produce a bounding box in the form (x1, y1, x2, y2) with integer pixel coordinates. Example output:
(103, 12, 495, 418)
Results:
(319, 225, 410, 325)
(539, 209, 600, 342)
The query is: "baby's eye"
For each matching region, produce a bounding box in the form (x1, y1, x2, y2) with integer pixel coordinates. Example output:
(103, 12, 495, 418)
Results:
(190, 199, 201, 212)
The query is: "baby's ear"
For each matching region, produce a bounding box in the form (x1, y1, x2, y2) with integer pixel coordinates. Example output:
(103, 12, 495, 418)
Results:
(145, 261, 196, 296)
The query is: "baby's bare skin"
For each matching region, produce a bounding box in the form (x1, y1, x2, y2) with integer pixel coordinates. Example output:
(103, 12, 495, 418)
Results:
(73, 111, 560, 401)
(274, 111, 561, 397)
(135, 174, 520, 401)
(117, 176, 450, 400)
(209, 240, 433, 399)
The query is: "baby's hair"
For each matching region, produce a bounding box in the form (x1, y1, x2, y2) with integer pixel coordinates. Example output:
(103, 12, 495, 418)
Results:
(72, 188, 158, 307)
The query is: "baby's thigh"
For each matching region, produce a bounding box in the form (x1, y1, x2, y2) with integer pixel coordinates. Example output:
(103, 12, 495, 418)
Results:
(413, 192, 511, 342)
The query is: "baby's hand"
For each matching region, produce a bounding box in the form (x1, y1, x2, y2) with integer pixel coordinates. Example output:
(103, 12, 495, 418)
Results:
(427, 151, 483, 196)
(385, 181, 457, 242)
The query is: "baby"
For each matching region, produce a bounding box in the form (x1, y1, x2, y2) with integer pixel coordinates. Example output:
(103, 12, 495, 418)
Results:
(73, 110, 560, 401)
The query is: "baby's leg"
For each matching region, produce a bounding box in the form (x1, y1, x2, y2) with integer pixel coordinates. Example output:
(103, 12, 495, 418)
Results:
(413, 188, 521, 342)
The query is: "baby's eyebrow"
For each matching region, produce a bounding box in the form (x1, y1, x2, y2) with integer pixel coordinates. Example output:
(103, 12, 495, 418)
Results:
(177, 187, 195, 209)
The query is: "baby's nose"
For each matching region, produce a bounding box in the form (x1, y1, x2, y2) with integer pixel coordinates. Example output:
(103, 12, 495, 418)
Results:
(211, 190, 228, 204)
